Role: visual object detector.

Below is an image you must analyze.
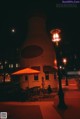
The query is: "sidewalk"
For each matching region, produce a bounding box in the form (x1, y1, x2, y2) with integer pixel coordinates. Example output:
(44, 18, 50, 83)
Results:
(0, 101, 61, 119)
(0, 87, 80, 119)
(54, 90, 80, 119)
(53, 80, 80, 119)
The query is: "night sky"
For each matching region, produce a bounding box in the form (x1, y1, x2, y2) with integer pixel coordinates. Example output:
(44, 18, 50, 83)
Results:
(0, 1, 80, 69)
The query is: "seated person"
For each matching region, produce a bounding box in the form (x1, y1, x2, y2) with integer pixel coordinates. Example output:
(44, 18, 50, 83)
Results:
(47, 85, 52, 94)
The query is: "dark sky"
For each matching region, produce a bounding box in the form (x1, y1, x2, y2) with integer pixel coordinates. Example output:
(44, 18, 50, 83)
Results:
(0, 1, 80, 62)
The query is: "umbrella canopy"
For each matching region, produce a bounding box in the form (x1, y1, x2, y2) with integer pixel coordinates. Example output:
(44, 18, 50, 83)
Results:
(12, 68, 40, 75)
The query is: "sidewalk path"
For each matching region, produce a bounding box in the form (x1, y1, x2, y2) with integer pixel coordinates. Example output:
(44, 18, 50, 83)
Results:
(54, 91, 80, 119)
(0, 101, 61, 119)
(0, 89, 80, 119)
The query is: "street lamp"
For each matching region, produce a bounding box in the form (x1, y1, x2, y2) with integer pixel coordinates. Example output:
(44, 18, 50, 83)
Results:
(51, 29, 61, 46)
(50, 29, 67, 109)
(63, 58, 68, 86)
(63, 58, 67, 65)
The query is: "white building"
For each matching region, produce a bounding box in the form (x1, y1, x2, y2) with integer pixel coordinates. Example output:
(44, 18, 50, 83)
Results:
(20, 13, 57, 90)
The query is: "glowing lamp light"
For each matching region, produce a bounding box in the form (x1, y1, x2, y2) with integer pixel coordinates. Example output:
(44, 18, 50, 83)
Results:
(11, 28, 15, 33)
(50, 29, 61, 45)
(54, 59, 57, 65)
(52, 33, 61, 42)
(59, 66, 62, 69)
(63, 58, 67, 65)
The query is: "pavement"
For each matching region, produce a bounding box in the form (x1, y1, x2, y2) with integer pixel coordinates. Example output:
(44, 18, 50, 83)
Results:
(54, 90, 80, 119)
(0, 79, 80, 119)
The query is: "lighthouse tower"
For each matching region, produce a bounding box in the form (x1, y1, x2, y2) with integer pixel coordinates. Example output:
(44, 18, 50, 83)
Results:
(20, 13, 57, 90)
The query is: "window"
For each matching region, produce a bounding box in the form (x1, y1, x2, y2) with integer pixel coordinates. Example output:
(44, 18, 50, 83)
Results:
(34, 74, 38, 80)
(45, 73, 49, 80)
(9, 64, 10, 68)
(0, 65, 3, 69)
(9, 64, 13, 68)
(54, 73, 57, 80)
(25, 75, 28, 80)
(5, 61, 7, 64)
(16, 63, 19, 68)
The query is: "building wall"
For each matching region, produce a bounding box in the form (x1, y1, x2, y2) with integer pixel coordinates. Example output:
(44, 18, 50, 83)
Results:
(20, 15, 57, 89)
(19, 69, 58, 90)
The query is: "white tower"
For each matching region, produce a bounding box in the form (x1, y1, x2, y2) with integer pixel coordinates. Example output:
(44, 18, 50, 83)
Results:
(20, 13, 57, 90)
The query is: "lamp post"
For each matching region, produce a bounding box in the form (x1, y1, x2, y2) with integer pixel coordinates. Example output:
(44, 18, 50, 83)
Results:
(63, 58, 68, 86)
(63, 58, 67, 65)
(50, 29, 67, 109)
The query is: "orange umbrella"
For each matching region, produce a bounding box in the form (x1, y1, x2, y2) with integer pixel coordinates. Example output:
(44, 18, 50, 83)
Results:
(12, 68, 40, 75)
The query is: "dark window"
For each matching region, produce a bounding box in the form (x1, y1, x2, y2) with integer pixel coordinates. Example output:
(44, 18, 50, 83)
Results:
(45, 73, 49, 80)
(54, 73, 57, 80)
(25, 75, 28, 80)
(34, 74, 38, 80)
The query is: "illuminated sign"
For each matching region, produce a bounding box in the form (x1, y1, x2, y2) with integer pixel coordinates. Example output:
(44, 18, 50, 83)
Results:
(62, 0, 80, 3)
(67, 71, 80, 75)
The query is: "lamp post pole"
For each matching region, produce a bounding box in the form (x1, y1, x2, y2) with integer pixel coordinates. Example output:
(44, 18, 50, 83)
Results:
(63, 58, 68, 86)
(50, 29, 67, 109)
